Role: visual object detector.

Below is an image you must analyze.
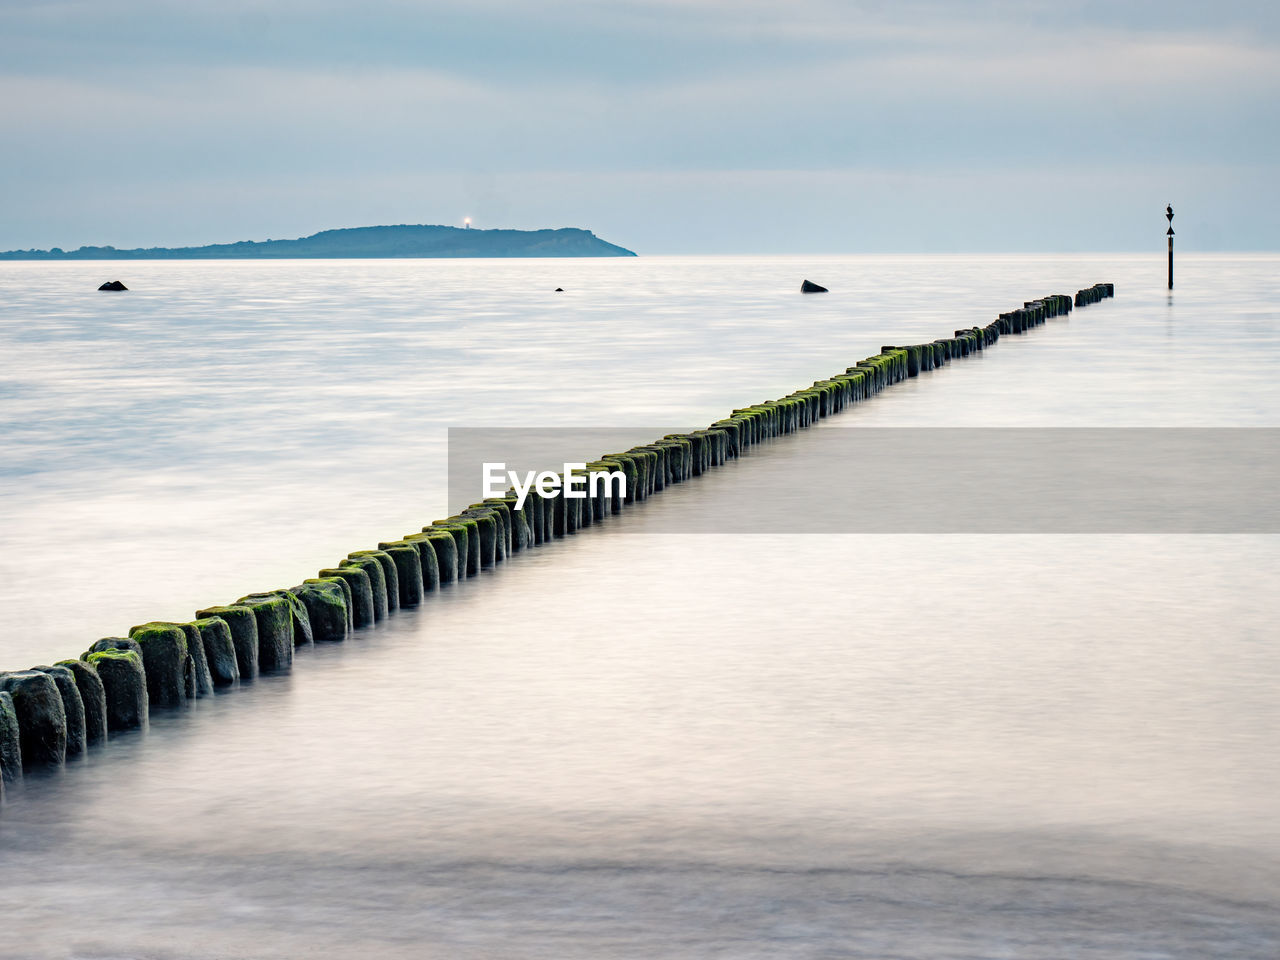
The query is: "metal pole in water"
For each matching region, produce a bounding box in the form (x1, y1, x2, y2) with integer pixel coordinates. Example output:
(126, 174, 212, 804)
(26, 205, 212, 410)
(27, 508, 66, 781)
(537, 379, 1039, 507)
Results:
(1166, 204, 1175, 290)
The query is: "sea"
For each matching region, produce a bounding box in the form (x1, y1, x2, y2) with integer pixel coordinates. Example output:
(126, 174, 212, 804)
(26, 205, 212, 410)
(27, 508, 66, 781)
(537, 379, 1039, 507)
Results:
(0, 254, 1277, 959)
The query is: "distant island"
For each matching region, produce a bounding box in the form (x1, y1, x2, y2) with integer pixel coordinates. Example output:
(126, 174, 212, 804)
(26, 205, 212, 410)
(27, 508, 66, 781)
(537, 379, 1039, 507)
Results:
(0, 224, 637, 259)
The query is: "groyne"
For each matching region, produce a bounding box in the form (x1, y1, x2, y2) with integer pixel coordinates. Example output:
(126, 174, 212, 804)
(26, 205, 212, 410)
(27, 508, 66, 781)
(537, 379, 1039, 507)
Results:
(0, 282, 1115, 800)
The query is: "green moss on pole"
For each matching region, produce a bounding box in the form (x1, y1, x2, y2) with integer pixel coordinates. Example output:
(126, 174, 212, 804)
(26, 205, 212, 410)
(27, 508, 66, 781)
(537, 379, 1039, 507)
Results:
(127, 622, 190, 707)
(601, 454, 639, 503)
(473, 500, 513, 555)
(424, 524, 470, 579)
(436, 518, 481, 576)
(290, 580, 349, 642)
(32, 665, 87, 759)
(193, 605, 259, 680)
(419, 531, 459, 583)
(625, 449, 653, 497)
(487, 497, 527, 551)
(376, 542, 423, 606)
(55, 659, 107, 746)
(401, 534, 444, 591)
(233, 595, 294, 672)
(508, 491, 537, 546)
(709, 420, 742, 458)
(471, 509, 503, 559)
(550, 486, 568, 538)
(270, 589, 314, 645)
(581, 462, 617, 519)
(318, 567, 375, 628)
(349, 550, 399, 613)
(83, 636, 142, 660)
(458, 510, 498, 565)
(309, 575, 353, 630)
(171, 623, 214, 696)
(341, 554, 390, 619)
(0, 279, 1105, 785)
(192, 618, 239, 687)
(85, 649, 148, 732)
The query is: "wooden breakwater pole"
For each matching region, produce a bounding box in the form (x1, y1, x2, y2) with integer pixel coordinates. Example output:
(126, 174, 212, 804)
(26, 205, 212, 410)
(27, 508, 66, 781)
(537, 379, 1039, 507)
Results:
(0, 282, 1116, 801)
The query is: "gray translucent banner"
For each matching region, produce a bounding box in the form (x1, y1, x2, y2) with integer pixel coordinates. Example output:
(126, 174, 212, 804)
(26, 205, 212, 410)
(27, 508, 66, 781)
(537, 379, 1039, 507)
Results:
(448, 427, 1280, 533)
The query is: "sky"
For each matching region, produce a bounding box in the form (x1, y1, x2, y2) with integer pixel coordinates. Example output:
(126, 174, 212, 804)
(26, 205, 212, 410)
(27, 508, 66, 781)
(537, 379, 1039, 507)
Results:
(1, 0, 1277, 254)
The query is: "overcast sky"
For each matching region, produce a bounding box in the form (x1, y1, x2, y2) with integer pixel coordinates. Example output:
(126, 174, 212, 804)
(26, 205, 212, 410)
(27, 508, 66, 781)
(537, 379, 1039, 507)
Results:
(2, 0, 1276, 253)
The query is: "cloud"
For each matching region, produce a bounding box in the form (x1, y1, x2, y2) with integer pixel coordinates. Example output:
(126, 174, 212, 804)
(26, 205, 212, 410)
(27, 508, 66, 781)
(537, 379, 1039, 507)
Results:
(0, 0, 1275, 250)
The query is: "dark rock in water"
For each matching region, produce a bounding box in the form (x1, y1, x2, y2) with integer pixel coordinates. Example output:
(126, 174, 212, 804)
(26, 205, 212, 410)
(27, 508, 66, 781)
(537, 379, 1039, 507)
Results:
(195, 605, 259, 680)
(555, 287, 564, 292)
(56, 659, 108, 745)
(0, 691, 21, 784)
(32, 665, 87, 759)
(271, 589, 314, 645)
(85, 650, 148, 731)
(317, 567, 374, 629)
(0, 671, 68, 769)
(127, 622, 190, 708)
(234, 594, 293, 673)
(801, 280, 828, 294)
(193, 617, 239, 686)
(339, 555, 389, 621)
(290, 580, 348, 643)
(98, 280, 128, 291)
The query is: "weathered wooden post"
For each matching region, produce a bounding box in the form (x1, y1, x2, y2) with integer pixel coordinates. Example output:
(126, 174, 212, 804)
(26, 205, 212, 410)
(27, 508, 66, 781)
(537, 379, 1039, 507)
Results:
(1167, 204, 1174, 290)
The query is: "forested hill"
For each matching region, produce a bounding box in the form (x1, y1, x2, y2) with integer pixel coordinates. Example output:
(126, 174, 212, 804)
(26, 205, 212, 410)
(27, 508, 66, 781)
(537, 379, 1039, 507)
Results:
(0, 225, 637, 259)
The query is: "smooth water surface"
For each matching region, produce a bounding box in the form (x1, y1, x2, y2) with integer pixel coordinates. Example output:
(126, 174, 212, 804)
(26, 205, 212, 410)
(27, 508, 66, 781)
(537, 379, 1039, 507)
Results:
(0, 255, 1277, 958)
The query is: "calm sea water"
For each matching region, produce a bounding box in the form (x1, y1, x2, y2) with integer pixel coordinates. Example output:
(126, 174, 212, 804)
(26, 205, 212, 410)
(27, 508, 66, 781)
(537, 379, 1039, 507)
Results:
(0, 255, 1277, 958)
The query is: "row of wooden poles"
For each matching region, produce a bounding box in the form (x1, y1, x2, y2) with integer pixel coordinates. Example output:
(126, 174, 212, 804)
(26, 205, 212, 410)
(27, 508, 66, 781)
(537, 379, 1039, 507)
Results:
(0, 281, 1115, 801)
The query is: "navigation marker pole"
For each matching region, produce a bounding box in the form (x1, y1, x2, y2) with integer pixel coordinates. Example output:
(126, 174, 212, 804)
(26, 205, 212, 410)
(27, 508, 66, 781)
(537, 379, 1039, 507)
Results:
(1166, 204, 1174, 290)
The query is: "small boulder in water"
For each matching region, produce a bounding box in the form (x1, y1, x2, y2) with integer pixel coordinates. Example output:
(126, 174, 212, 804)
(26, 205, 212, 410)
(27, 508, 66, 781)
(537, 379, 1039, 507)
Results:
(555, 287, 564, 292)
(98, 280, 128, 291)
(801, 280, 828, 294)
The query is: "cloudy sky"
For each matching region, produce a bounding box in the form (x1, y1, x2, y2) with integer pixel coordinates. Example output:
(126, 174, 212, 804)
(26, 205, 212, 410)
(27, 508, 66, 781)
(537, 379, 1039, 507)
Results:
(1, 0, 1276, 253)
